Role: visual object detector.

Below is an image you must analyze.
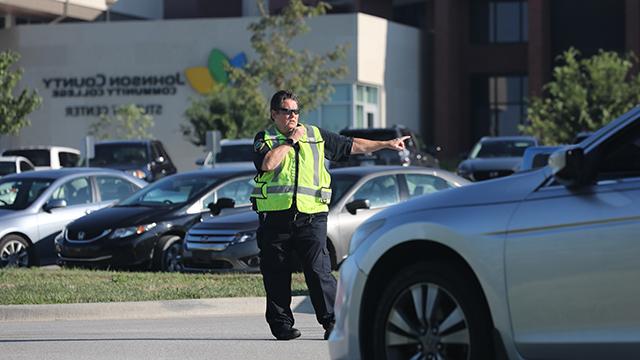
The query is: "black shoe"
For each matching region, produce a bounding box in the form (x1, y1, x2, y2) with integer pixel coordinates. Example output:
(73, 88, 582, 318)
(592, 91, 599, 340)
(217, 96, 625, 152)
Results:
(323, 322, 334, 340)
(272, 327, 301, 340)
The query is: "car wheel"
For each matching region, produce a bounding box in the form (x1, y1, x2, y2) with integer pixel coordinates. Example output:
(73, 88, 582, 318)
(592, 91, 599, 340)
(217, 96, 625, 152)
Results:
(0, 234, 31, 268)
(372, 261, 494, 360)
(154, 235, 182, 272)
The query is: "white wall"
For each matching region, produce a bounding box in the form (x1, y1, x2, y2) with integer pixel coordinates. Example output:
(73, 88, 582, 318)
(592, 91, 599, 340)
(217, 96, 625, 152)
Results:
(0, 13, 420, 171)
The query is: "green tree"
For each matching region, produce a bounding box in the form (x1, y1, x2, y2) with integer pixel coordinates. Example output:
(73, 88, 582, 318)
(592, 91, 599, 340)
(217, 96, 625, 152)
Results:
(521, 48, 640, 144)
(182, 0, 349, 143)
(0, 50, 42, 136)
(88, 104, 154, 140)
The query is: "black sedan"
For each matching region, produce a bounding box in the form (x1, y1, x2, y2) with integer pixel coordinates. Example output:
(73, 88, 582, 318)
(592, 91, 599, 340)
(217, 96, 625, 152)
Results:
(56, 167, 256, 271)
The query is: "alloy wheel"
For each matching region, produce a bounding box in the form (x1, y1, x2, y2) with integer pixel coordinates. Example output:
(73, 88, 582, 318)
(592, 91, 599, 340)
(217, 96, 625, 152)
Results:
(0, 239, 29, 268)
(163, 242, 182, 272)
(384, 282, 470, 360)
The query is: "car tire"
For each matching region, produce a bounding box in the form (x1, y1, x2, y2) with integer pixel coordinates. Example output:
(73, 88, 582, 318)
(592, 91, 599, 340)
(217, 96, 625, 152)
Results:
(0, 234, 31, 268)
(154, 235, 182, 272)
(372, 261, 494, 360)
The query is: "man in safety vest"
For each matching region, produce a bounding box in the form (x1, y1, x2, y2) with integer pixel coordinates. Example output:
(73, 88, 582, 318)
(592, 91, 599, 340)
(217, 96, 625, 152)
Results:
(251, 90, 409, 341)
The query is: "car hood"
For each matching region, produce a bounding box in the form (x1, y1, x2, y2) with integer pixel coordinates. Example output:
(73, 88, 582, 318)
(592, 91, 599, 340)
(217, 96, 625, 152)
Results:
(193, 209, 259, 232)
(380, 168, 549, 217)
(68, 205, 175, 231)
(458, 157, 522, 171)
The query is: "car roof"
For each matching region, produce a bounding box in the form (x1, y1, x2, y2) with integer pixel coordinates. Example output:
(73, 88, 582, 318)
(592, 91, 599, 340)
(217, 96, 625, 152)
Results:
(95, 140, 154, 145)
(220, 138, 253, 145)
(329, 165, 437, 176)
(0, 156, 31, 162)
(479, 136, 537, 143)
(3, 145, 80, 154)
(0, 167, 137, 180)
(179, 166, 257, 179)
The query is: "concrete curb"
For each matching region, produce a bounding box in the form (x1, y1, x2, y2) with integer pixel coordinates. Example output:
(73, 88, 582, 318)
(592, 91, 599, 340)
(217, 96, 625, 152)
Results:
(0, 296, 313, 322)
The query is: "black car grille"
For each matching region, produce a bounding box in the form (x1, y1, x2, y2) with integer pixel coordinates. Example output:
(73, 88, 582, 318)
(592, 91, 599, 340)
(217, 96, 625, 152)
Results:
(472, 170, 514, 181)
(67, 229, 111, 241)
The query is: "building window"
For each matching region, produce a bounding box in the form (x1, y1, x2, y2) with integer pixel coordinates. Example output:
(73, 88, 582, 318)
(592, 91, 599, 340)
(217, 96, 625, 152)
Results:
(470, 0, 528, 44)
(305, 83, 380, 132)
(470, 75, 528, 140)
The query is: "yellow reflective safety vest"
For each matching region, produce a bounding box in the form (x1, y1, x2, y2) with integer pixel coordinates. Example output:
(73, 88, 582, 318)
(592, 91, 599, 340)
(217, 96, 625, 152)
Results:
(251, 124, 332, 213)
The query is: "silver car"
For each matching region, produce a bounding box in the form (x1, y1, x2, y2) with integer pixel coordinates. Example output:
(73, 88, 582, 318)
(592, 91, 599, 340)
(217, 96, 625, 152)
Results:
(181, 166, 469, 272)
(329, 106, 640, 360)
(0, 168, 146, 267)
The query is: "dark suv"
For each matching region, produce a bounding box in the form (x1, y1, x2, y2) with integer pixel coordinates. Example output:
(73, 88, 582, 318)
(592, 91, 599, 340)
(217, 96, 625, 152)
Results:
(333, 126, 440, 168)
(89, 140, 177, 182)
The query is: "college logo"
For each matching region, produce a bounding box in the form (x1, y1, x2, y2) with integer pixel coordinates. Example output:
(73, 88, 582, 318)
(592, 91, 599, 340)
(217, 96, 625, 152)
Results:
(185, 49, 247, 94)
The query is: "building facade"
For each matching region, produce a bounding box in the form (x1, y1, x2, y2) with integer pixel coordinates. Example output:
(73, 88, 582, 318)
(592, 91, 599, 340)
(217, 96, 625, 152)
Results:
(0, 13, 420, 171)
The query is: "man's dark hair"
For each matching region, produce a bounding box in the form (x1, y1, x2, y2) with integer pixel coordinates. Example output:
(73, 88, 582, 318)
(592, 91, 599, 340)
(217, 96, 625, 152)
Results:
(270, 90, 299, 112)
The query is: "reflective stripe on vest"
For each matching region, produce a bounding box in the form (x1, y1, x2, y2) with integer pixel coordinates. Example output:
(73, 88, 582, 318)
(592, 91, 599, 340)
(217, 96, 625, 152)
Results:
(251, 124, 331, 213)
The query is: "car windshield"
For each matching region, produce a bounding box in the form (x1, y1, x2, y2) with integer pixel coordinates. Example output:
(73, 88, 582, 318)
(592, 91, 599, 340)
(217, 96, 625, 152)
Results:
(0, 178, 53, 210)
(90, 144, 149, 166)
(340, 129, 396, 141)
(118, 175, 221, 207)
(470, 140, 535, 158)
(3, 150, 50, 167)
(213, 144, 254, 164)
(330, 174, 359, 205)
(0, 162, 16, 176)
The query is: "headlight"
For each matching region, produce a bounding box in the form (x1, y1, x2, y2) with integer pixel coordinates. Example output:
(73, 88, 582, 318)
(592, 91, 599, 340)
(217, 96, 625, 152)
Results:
(348, 218, 385, 255)
(127, 169, 147, 179)
(231, 231, 256, 245)
(110, 223, 157, 239)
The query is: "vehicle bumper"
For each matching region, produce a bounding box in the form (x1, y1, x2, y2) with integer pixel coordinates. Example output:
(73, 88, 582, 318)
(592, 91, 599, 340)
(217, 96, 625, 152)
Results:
(181, 239, 260, 272)
(57, 232, 158, 268)
(328, 255, 368, 360)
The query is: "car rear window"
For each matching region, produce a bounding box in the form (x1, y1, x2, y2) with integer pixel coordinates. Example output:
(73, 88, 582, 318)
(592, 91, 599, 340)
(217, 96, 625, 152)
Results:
(215, 144, 254, 163)
(3, 150, 50, 167)
(91, 144, 149, 166)
(0, 162, 16, 176)
(340, 129, 396, 141)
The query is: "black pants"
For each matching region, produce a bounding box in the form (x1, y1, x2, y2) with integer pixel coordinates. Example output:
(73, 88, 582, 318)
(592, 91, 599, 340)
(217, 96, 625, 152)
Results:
(257, 210, 336, 332)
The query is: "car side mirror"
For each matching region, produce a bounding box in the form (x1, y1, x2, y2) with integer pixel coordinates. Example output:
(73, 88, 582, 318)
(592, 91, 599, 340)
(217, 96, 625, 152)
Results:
(195, 158, 205, 166)
(43, 199, 67, 212)
(208, 197, 235, 216)
(549, 146, 592, 188)
(345, 199, 370, 215)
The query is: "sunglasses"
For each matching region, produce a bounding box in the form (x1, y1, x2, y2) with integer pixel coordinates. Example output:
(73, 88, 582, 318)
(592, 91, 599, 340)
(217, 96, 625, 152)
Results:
(277, 108, 300, 116)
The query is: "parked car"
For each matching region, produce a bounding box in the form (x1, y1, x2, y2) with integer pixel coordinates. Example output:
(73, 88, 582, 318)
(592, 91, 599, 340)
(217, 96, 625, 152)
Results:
(0, 156, 35, 176)
(196, 138, 254, 168)
(329, 107, 640, 359)
(89, 139, 177, 182)
(456, 136, 538, 181)
(181, 166, 469, 272)
(333, 126, 440, 168)
(2, 145, 81, 170)
(0, 168, 146, 267)
(56, 166, 257, 271)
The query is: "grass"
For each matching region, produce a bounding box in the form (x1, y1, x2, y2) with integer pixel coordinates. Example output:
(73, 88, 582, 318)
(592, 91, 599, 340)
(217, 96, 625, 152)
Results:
(0, 268, 316, 305)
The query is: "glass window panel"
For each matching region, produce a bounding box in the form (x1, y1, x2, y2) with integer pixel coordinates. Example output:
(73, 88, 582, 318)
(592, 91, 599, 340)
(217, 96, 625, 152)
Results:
(497, 104, 523, 136)
(330, 84, 352, 102)
(366, 86, 378, 104)
(321, 105, 351, 133)
(356, 85, 365, 102)
(351, 175, 400, 208)
(522, 1, 529, 41)
(496, 2, 520, 42)
(303, 109, 321, 127)
(489, 77, 508, 106)
(405, 174, 452, 198)
(507, 76, 522, 102)
(356, 105, 364, 128)
(96, 176, 137, 202)
(489, 2, 496, 42)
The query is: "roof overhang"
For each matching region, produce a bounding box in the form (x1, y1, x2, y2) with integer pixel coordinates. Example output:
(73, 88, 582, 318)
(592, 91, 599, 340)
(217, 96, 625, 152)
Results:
(0, 0, 117, 21)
